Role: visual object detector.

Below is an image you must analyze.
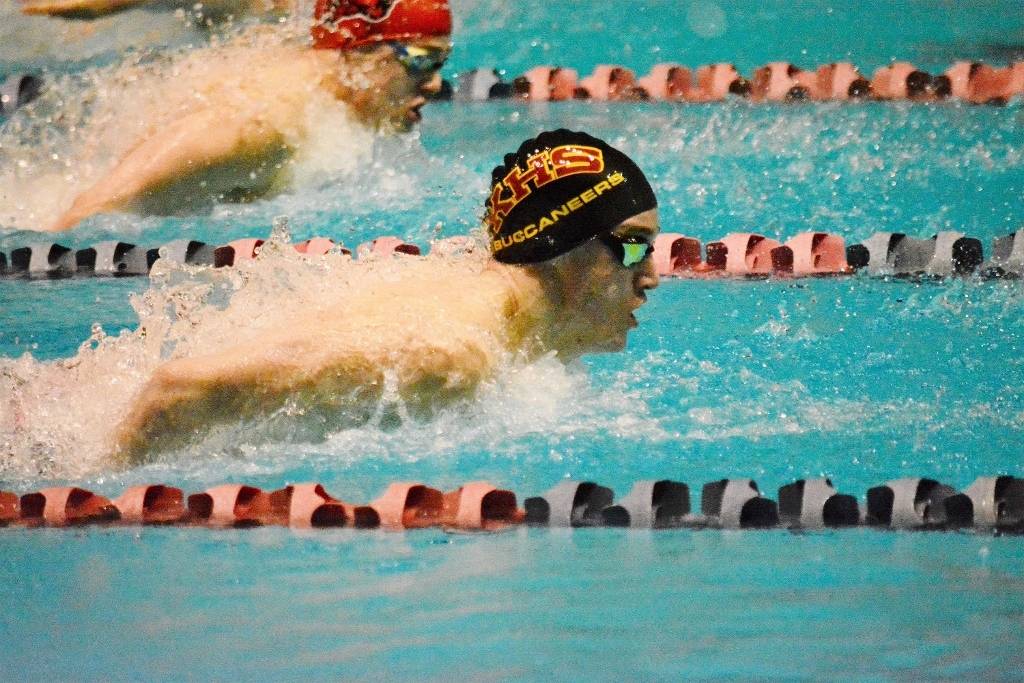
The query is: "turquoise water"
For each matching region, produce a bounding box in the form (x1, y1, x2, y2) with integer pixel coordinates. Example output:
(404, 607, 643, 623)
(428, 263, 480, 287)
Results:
(3, 1, 1024, 679)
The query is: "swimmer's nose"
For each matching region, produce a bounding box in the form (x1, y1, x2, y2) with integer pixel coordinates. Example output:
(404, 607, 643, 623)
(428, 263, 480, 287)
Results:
(419, 72, 444, 95)
(636, 258, 659, 293)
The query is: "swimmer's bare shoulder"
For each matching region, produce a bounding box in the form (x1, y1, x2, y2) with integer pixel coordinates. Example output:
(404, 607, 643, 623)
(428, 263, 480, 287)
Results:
(112, 268, 511, 462)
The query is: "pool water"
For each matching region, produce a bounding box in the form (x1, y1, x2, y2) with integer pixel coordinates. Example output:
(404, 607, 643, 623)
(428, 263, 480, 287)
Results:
(3, 1, 1024, 679)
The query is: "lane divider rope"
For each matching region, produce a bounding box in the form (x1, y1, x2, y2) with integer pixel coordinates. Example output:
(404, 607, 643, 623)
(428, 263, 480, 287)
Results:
(2, 475, 1022, 533)
(2, 229, 1021, 281)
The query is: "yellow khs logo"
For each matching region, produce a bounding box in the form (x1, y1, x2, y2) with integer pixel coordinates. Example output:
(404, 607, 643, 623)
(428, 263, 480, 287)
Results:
(487, 145, 604, 235)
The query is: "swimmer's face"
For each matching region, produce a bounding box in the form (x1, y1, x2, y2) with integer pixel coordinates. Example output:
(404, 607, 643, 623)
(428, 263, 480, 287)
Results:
(551, 209, 660, 354)
(347, 37, 451, 131)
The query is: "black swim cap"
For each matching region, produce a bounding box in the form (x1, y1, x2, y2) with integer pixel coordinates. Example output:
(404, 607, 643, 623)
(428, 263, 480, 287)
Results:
(485, 129, 657, 264)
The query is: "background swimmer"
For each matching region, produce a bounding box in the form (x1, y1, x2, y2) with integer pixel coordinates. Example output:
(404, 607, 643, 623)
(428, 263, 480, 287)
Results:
(44, 0, 451, 231)
(112, 129, 660, 461)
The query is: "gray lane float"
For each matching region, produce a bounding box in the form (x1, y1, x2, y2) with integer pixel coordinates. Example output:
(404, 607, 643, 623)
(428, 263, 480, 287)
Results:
(600, 480, 690, 528)
(454, 68, 510, 101)
(701, 479, 780, 529)
(848, 231, 904, 275)
(8, 243, 76, 277)
(866, 477, 973, 530)
(963, 476, 1024, 532)
(892, 235, 936, 274)
(778, 478, 860, 529)
(890, 231, 983, 277)
(159, 240, 217, 266)
(524, 481, 613, 527)
(76, 241, 151, 275)
(983, 228, 1024, 278)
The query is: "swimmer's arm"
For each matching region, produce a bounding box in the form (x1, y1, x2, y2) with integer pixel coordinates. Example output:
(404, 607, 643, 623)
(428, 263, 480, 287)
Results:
(20, 0, 290, 18)
(48, 107, 285, 231)
(112, 328, 497, 461)
(112, 337, 385, 462)
(20, 0, 145, 18)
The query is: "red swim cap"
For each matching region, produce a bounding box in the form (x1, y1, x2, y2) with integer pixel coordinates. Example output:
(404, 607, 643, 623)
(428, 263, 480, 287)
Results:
(312, 0, 452, 50)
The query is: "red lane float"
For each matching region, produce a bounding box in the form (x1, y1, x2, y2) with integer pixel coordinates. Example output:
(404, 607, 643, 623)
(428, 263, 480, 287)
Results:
(294, 237, 348, 256)
(19, 487, 119, 526)
(523, 66, 580, 101)
(652, 233, 702, 276)
(357, 236, 422, 259)
(442, 481, 524, 531)
(214, 238, 265, 267)
(785, 232, 851, 276)
(579, 65, 642, 101)
(371, 482, 444, 529)
(186, 484, 267, 527)
(1, 490, 19, 525)
(267, 483, 375, 528)
(113, 484, 186, 525)
(710, 233, 792, 276)
(637, 64, 691, 102)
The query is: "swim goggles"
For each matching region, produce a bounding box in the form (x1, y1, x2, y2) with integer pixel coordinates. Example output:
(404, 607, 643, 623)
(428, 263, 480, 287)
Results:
(389, 43, 450, 78)
(598, 233, 654, 268)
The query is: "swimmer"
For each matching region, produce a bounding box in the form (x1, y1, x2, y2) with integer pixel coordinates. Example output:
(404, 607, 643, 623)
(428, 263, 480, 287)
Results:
(46, 0, 451, 232)
(111, 129, 660, 461)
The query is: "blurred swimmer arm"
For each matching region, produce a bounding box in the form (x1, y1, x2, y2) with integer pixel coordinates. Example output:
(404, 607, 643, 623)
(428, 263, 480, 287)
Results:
(20, 0, 146, 18)
(20, 0, 291, 19)
(48, 107, 285, 231)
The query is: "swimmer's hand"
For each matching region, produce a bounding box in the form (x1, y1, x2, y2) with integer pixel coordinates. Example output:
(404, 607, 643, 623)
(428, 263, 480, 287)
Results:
(20, 0, 145, 19)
